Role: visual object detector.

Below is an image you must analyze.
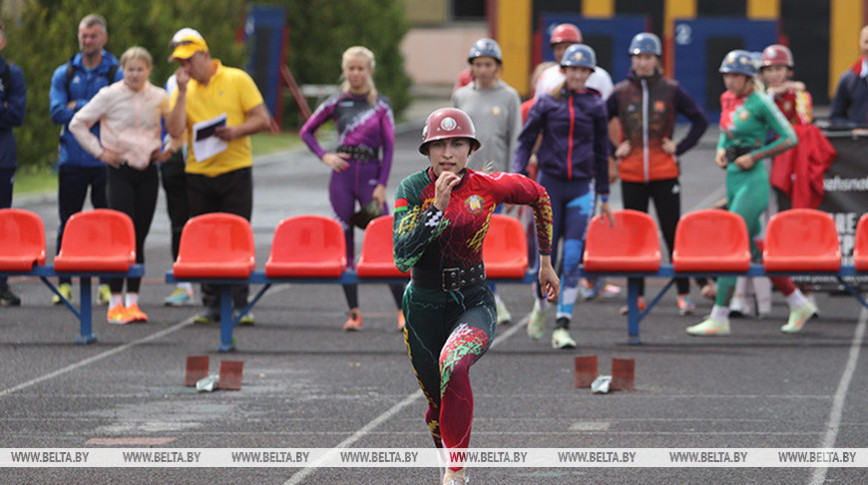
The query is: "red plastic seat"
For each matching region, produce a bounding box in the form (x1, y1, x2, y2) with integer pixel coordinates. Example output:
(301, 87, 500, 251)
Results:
(173, 213, 255, 279)
(0, 208, 47, 272)
(582, 210, 661, 273)
(673, 209, 751, 272)
(265, 215, 347, 278)
(855, 213, 868, 272)
(483, 214, 528, 278)
(356, 215, 410, 278)
(54, 209, 136, 272)
(763, 208, 841, 272)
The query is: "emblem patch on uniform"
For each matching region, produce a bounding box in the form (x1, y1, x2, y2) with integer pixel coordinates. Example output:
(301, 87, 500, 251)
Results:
(464, 195, 485, 214)
(654, 100, 665, 112)
(737, 109, 750, 121)
(492, 106, 501, 116)
(440, 117, 457, 131)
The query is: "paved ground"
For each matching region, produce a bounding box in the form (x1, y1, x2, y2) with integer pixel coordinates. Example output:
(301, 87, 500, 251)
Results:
(1, 95, 867, 485)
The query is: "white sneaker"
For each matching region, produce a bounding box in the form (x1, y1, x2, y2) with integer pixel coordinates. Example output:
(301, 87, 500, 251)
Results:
(781, 302, 817, 334)
(551, 328, 576, 349)
(527, 308, 546, 340)
(495, 300, 512, 325)
(686, 317, 731, 336)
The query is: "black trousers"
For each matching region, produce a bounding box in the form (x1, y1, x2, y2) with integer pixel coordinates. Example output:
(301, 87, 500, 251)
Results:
(57, 165, 107, 285)
(621, 178, 706, 296)
(159, 152, 189, 261)
(186, 167, 253, 309)
(106, 164, 159, 293)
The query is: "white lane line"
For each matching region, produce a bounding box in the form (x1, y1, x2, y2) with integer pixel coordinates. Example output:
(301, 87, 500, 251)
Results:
(283, 314, 528, 485)
(0, 318, 194, 398)
(809, 305, 867, 485)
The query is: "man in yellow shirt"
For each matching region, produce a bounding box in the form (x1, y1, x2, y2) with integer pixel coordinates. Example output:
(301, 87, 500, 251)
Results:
(166, 32, 270, 324)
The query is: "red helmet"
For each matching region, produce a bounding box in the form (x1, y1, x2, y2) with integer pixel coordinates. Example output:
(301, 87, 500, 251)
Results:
(760, 44, 794, 68)
(550, 24, 582, 45)
(419, 108, 481, 155)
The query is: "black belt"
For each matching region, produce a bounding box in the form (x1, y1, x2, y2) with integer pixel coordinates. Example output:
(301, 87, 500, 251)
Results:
(725, 145, 754, 163)
(337, 145, 377, 161)
(411, 262, 486, 292)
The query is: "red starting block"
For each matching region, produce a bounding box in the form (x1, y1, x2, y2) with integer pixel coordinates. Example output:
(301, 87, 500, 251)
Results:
(185, 356, 210, 387)
(574, 355, 599, 388)
(217, 360, 244, 390)
(611, 358, 635, 391)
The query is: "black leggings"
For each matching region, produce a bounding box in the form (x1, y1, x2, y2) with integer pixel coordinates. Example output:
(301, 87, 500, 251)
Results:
(106, 164, 159, 294)
(621, 178, 706, 296)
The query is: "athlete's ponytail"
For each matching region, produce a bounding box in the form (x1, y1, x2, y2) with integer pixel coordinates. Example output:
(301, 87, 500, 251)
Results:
(341, 46, 378, 107)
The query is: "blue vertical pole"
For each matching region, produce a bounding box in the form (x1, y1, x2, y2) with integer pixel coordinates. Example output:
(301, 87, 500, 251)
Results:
(76, 276, 97, 344)
(627, 276, 641, 345)
(219, 285, 235, 352)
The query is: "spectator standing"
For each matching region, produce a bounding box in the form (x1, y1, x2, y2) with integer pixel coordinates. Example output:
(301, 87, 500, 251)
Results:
(69, 46, 170, 324)
(606, 33, 710, 316)
(166, 31, 270, 325)
(830, 25, 868, 126)
(0, 20, 26, 306)
(452, 37, 522, 325)
(299, 46, 406, 331)
(49, 14, 121, 306)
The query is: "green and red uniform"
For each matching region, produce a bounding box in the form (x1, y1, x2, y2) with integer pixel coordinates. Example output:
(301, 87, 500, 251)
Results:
(393, 167, 551, 460)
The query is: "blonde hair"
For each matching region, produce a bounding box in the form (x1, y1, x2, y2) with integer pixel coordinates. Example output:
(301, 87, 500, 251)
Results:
(120, 46, 153, 69)
(341, 46, 378, 107)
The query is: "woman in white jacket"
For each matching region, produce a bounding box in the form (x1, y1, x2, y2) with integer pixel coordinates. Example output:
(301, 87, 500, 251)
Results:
(70, 46, 175, 325)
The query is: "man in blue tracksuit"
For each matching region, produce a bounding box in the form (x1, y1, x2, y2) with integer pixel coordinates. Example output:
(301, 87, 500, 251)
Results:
(0, 20, 26, 306)
(48, 14, 122, 304)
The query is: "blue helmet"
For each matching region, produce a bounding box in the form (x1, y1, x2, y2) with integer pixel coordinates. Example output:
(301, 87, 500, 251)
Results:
(560, 43, 596, 71)
(719, 50, 756, 77)
(468, 38, 502, 64)
(628, 32, 662, 56)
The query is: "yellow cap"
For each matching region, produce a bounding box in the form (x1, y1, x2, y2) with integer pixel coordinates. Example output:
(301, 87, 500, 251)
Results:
(169, 35, 208, 61)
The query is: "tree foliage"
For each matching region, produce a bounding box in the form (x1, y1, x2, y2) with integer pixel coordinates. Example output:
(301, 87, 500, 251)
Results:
(3, 0, 410, 170)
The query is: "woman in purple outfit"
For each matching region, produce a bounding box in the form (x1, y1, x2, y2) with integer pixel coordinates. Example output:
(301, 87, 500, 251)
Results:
(300, 46, 405, 331)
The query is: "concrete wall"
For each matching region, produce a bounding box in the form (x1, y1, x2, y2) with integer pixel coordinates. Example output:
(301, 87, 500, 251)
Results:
(400, 26, 488, 87)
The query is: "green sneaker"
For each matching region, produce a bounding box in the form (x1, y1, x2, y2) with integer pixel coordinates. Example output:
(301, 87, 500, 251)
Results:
(686, 317, 730, 336)
(495, 300, 512, 325)
(52, 283, 73, 305)
(781, 302, 816, 334)
(238, 311, 255, 326)
(194, 307, 219, 324)
(527, 308, 546, 340)
(551, 328, 576, 349)
(97, 284, 111, 306)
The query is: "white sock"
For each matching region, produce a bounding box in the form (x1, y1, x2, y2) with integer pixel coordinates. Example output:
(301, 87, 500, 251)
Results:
(786, 289, 809, 310)
(711, 305, 730, 323)
(110, 294, 123, 308)
(534, 297, 548, 312)
(125, 293, 138, 307)
(494, 294, 503, 304)
(178, 282, 192, 292)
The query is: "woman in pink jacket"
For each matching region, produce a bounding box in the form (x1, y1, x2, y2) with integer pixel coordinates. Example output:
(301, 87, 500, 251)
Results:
(70, 46, 175, 325)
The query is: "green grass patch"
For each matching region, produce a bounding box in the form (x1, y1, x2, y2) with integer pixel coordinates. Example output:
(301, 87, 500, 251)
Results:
(251, 131, 302, 156)
(13, 166, 57, 196)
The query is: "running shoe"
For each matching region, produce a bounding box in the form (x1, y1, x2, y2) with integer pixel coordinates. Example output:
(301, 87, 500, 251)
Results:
(495, 300, 512, 325)
(107, 303, 133, 325)
(125, 302, 148, 323)
(527, 308, 546, 340)
(52, 283, 73, 305)
(677, 296, 695, 316)
(551, 327, 577, 349)
(97, 284, 111, 306)
(237, 311, 255, 326)
(194, 307, 220, 324)
(780, 302, 817, 334)
(0, 285, 21, 307)
(580, 278, 621, 300)
(619, 297, 646, 316)
(686, 317, 730, 336)
(397, 311, 406, 331)
(164, 288, 195, 306)
(343, 313, 362, 331)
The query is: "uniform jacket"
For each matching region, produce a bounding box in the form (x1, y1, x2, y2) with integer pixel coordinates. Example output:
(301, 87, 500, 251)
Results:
(607, 70, 707, 183)
(0, 54, 26, 169)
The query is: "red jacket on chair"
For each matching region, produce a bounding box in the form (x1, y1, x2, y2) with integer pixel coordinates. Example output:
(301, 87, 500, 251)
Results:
(770, 124, 836, 209)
